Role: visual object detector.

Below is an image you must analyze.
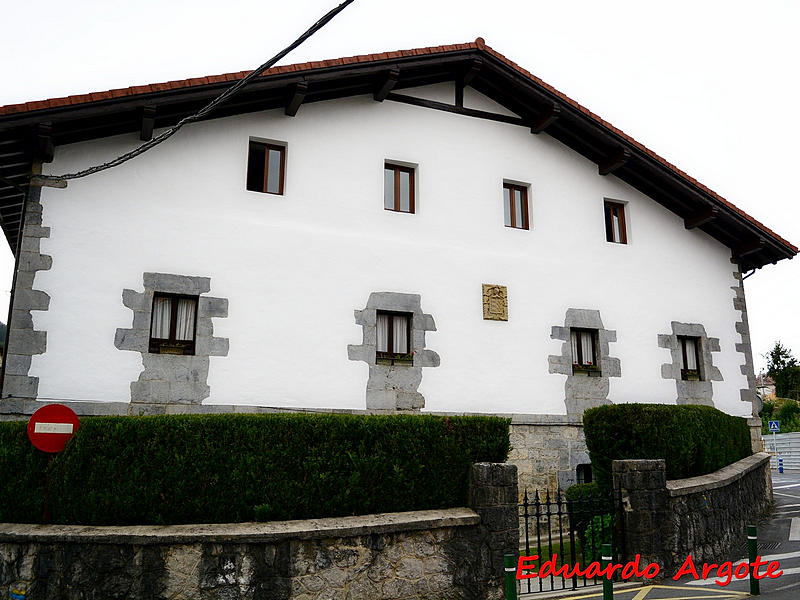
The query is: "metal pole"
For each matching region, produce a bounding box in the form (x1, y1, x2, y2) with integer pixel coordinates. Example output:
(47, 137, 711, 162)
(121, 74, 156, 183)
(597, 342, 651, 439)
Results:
(748, 525, 760, 596)
(602, 543, 613, 600)
(504, 553, 518, 600)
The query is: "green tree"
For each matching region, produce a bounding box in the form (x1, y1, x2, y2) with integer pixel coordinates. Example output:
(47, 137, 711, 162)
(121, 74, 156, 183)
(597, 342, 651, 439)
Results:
(766, 341, 800, 400)
(766, 341, 797, 376)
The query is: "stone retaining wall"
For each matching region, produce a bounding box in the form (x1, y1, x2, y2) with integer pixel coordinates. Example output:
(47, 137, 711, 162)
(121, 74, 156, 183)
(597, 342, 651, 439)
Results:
(613, 452, 772, 575)
(0, 463, 517, 600)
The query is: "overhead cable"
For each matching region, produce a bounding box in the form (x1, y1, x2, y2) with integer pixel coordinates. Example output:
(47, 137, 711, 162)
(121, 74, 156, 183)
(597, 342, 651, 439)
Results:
(34, 0, 356, 186)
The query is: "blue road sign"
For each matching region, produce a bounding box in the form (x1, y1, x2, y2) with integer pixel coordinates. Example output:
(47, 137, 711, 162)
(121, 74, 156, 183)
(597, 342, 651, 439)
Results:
(769, 420, 781, 433)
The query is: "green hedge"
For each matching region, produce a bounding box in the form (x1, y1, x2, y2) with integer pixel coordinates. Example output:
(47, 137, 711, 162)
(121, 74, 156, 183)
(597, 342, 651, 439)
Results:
(0, 422, 49, 522)
(583, 404, 752, 490)
(0, 413, 510, 525)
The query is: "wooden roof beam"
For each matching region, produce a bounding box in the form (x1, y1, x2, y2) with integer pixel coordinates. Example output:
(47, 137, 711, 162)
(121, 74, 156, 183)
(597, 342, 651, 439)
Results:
(461, 58, 483, 87)
(685, 206, 720, 229)
(285, 81, 308, 117)
(733, 238, 766, 259)
(530, 103, 561, 134)
(139, 106, 156, 141)
(32, 123, 54, 163)
(598, 147, 631, 176)
(374, 67, 400, 102)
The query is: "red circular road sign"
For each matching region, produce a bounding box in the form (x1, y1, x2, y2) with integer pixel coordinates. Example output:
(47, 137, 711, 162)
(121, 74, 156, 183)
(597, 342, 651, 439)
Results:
(27, 404, 80, 453)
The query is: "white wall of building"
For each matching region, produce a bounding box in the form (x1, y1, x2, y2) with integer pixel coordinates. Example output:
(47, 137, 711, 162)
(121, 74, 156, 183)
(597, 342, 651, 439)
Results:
(31, 85, 751, 416)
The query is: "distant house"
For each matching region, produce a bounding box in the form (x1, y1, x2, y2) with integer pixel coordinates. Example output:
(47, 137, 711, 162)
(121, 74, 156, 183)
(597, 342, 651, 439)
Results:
(0, 38, 794, 490)
(756, 373, 776, 399)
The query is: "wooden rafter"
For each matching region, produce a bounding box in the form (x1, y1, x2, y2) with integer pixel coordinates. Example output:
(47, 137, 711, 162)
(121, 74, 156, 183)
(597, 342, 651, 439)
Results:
(374, 67, 400, 102)
(598, 147, 631, 176)
(285, 81, 308, 117)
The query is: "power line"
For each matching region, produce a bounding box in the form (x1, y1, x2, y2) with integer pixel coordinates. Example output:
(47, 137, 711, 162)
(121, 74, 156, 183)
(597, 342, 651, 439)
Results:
(33, 0, 356, 187)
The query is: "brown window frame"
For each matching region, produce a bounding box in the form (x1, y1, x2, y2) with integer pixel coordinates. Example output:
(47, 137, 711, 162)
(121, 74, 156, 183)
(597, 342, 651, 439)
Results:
(503, 182, 529, 230)
(375, 310, 413, 366)
(148, 293, 198, 356)
(384, 163, 415, 214)
(571, 328, 600, 375)
(678, 335, 703, 381)
(246, 140, 286, 195)
(604, 200, 628, 244)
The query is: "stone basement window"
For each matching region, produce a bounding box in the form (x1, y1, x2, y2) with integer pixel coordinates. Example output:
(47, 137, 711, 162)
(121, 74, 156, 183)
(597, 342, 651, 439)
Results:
(246, 140, 286, 195)
(576, 464, 593, 484)
(679, 335, 703, 381)
(604, 200, 627, 244)
(503, 182, 529, 229)
(571, 328, 601, 376)
(149, 293, 198, 355)
(384, 162, 415, 213)
(376, 310, 412, 365)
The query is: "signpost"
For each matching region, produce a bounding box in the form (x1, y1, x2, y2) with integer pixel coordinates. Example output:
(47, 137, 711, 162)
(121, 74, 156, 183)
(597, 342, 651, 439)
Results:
(27, 404, 80, 523)
(768, 420, 780, 465)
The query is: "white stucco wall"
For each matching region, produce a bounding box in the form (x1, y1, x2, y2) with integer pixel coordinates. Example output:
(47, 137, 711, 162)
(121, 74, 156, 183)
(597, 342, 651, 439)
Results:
(30, 84, 751, 416)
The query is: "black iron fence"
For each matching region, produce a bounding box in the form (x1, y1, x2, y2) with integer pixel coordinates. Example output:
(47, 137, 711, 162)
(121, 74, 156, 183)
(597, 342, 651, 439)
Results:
(517, 488, 624, 595)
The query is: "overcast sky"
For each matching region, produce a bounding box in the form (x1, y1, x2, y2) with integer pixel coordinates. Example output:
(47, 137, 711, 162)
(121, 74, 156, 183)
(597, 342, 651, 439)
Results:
(1, 0, 798, 374)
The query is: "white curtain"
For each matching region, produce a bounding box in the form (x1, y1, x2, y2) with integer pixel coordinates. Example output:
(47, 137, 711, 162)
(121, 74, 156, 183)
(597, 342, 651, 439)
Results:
(581, 332, 594, 365)
(175, 298, 196, 341)
(151, 297, 171, 339)
(377, 313, 390, 352)
(685, 338, 698, 370)
(612, 212, 621, 242)
(392, 316, 408, 354)
(571, 331, 579, 364)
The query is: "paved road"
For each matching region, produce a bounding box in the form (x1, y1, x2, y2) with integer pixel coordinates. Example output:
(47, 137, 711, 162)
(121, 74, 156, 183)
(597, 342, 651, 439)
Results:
(669, 468, 800, 598)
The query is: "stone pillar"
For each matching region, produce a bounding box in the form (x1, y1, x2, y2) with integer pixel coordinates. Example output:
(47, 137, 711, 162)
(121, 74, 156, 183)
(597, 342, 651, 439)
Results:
(747, 417, 765, 453)
(466, 462, 518, 600)
(612, 459, 668, 572)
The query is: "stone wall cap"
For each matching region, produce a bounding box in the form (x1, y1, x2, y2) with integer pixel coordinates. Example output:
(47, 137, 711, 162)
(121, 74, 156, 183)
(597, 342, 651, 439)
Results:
(666, 452, 770, 497)
(612, 459, 666, 472)
(0, 507, 480, 545)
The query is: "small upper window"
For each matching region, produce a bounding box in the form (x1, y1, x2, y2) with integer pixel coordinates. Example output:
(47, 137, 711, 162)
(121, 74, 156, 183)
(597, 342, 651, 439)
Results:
(149, 294, 198, 355)
(376, 310, 412, 365)
(571, 328, 600, 375)
(604, 200, 627, 244)
(247, 140, 285, 195)
(679, 336, 702, 381)
(384, 163, 415, 213)
(576, 464, 593, 485)
(503, 183, 529, 230)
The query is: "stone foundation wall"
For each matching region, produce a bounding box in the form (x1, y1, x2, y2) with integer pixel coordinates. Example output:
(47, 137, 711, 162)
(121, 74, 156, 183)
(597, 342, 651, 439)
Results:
(507, 416, 587, 495)
(0, 463, 517, 600)
(613, 452, 772, 575)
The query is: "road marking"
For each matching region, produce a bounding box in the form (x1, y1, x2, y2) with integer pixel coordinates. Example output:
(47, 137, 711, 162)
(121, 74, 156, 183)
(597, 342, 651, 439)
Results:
(631, 587, 652, 600)
(650, 585, 748, 596)
(774, 491, 800, 499)
(772, 579, 800, 592)
(656, 591, 742, 600)
(33, 422, 73, 434)
(775, 483, 800, 489)
(791, 517, 800, 541)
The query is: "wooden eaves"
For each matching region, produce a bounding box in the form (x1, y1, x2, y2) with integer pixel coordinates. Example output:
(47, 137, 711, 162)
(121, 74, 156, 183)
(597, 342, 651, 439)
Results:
(0, 38, 795, 271)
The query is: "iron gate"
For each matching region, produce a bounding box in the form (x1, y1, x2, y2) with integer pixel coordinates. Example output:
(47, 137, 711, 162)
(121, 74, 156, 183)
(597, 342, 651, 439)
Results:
(517, 488, 625, 595)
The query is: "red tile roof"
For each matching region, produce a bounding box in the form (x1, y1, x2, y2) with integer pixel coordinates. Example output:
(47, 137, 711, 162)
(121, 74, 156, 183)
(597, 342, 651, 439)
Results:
(1, 38, 795, 253)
